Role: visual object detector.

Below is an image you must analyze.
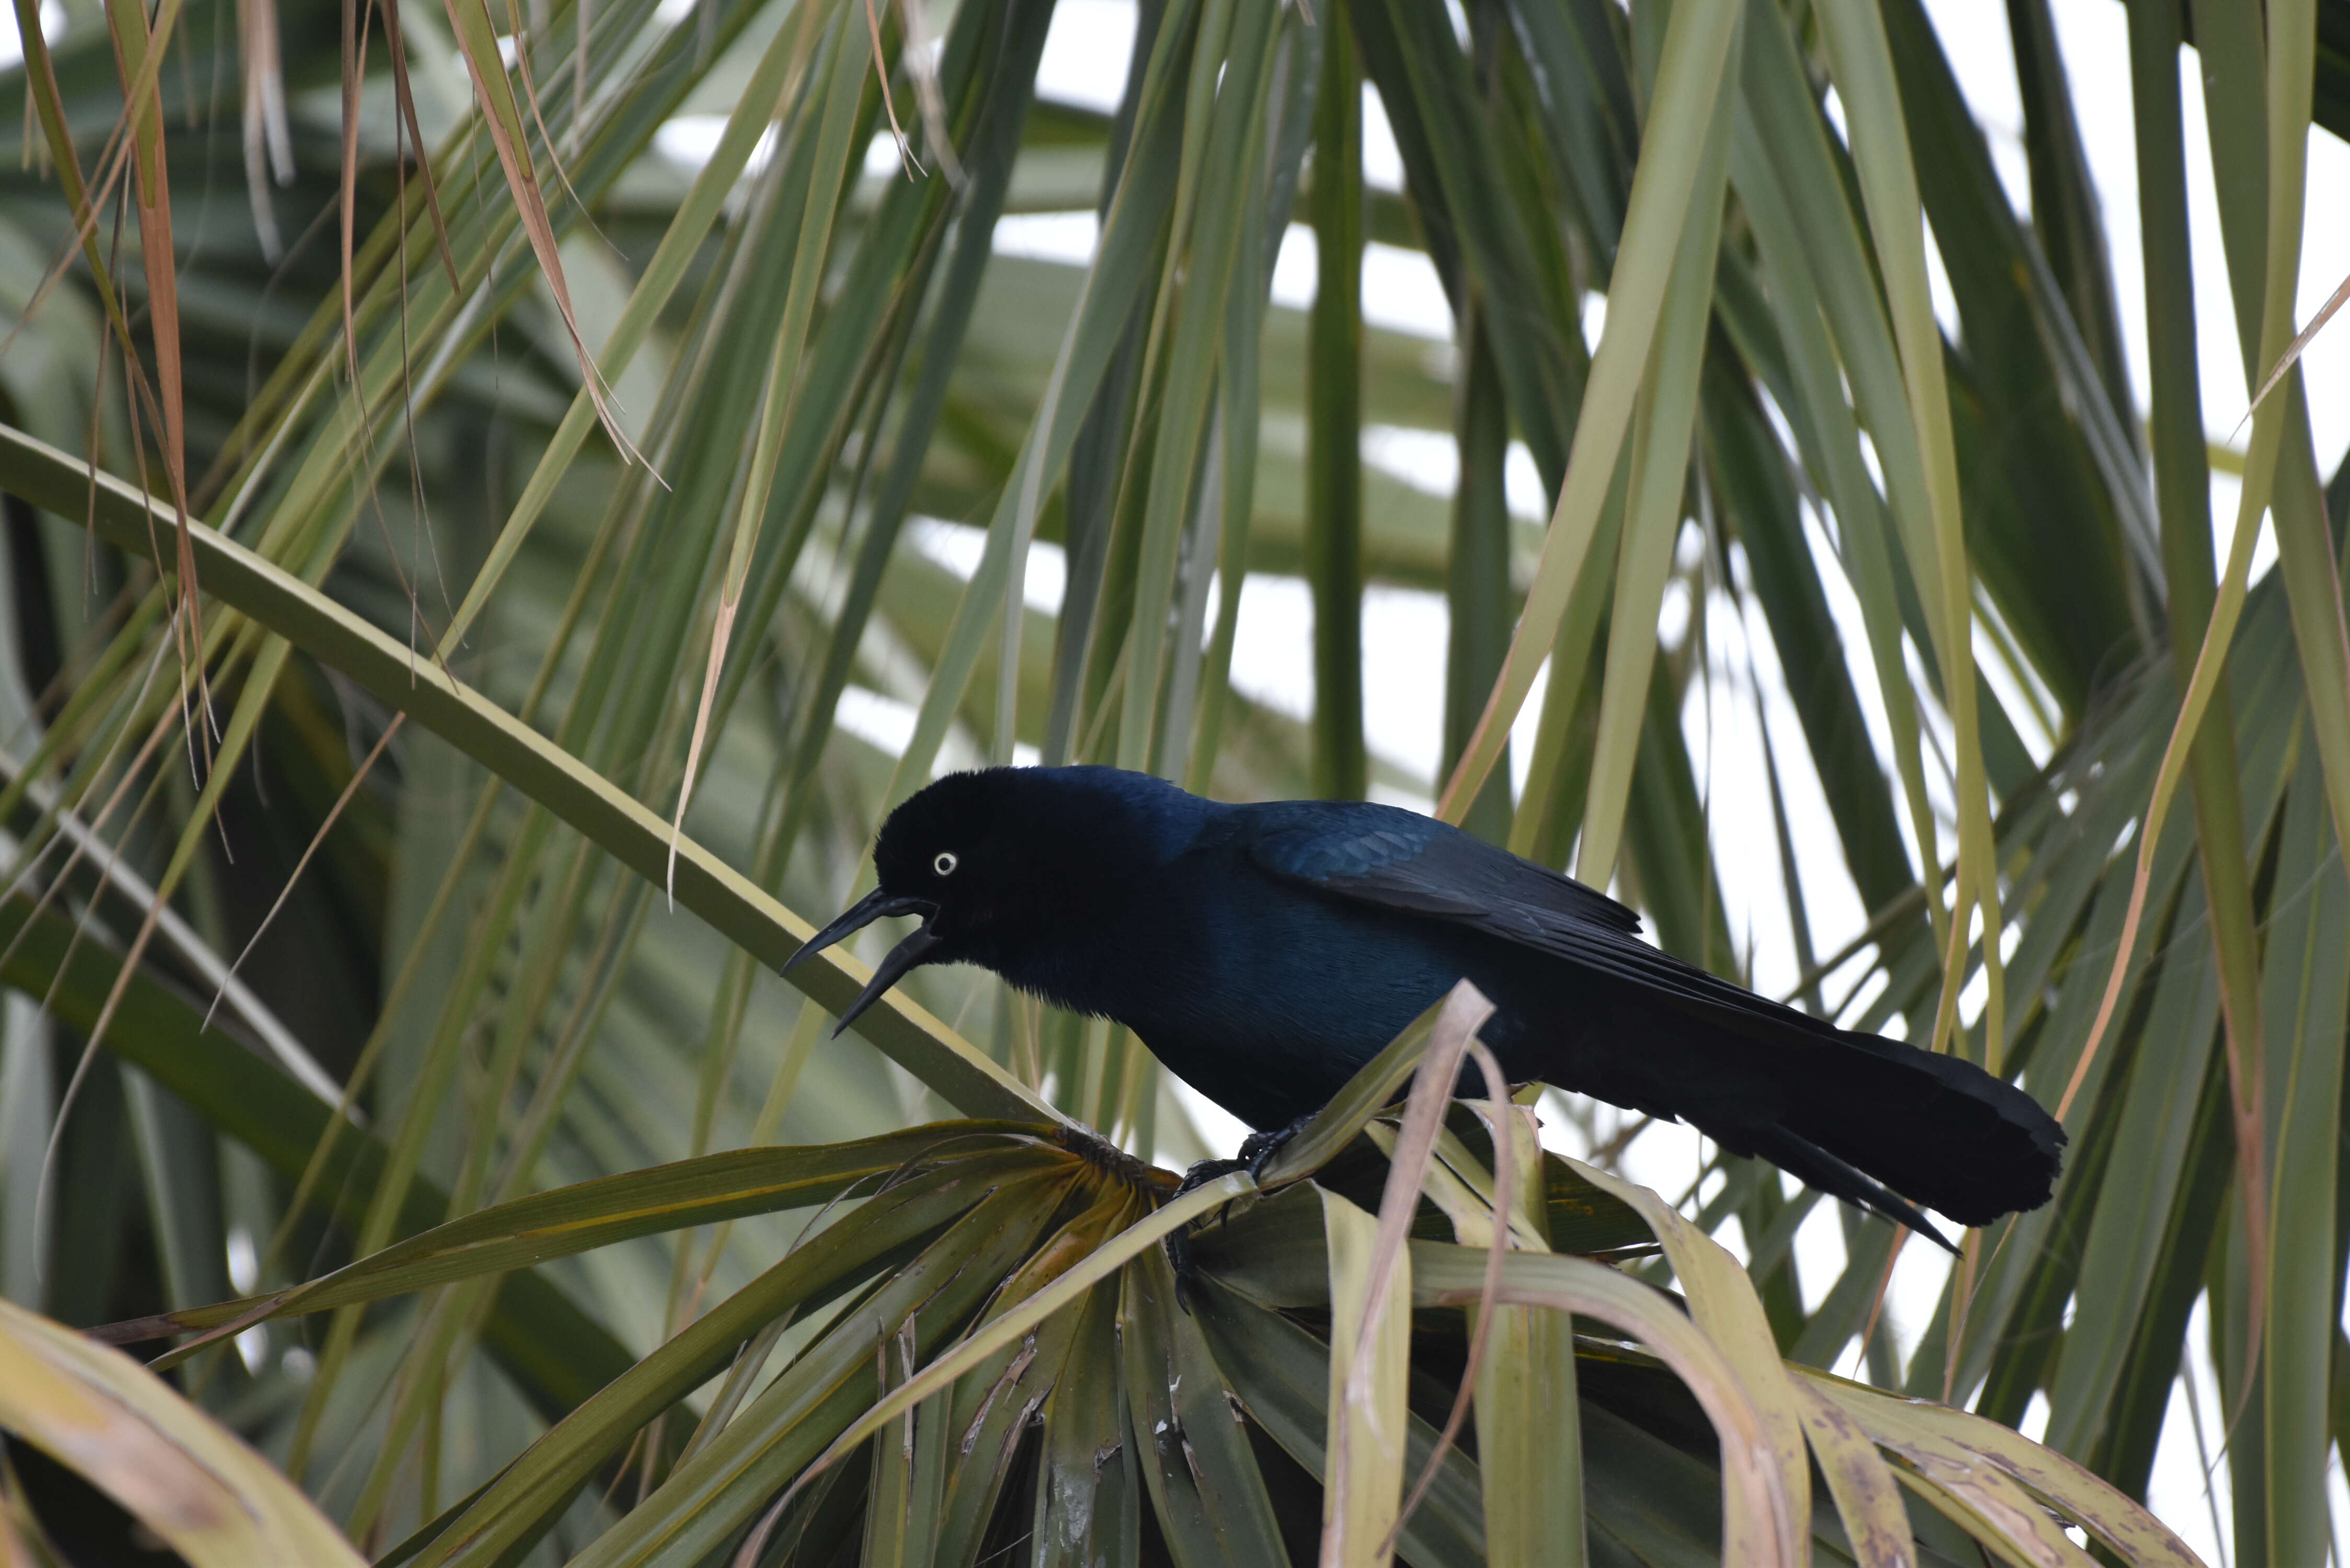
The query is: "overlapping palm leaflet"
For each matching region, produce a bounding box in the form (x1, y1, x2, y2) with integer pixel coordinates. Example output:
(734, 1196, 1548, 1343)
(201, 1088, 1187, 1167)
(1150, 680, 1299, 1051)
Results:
(0, 0, 2343, 1560)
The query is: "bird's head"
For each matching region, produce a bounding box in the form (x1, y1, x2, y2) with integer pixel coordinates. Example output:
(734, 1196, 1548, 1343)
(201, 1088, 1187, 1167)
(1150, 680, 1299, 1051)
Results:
(781, 766, 1186, 1035)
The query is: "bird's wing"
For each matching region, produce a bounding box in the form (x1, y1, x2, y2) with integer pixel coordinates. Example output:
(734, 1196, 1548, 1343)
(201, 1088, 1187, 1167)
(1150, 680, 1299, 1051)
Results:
(1243, 803, 1841, 1048)
(1241, 802, 1639, 931)
(1243, 803, 2065, 1230)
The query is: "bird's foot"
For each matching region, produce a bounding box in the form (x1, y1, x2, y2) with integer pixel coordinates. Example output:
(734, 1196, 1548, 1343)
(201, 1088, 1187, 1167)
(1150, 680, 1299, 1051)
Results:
(1172, 1156, 1250, 1197)
(1236, 1113, 1317, 1182)
(1166, 1157, 1249, 1315)
(1161, 1121, 1315, 1312)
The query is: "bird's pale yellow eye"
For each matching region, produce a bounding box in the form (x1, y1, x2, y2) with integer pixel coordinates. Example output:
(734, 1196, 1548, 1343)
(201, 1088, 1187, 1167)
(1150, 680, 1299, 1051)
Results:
(933, 851, 959, 877)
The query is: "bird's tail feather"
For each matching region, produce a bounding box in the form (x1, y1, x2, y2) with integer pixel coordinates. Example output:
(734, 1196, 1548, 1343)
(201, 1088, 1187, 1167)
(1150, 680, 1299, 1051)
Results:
(1772, 1029, 2067, 1228)
(1715, 1121, 1960, 1254)
(1660, 1010, 2067, 1230)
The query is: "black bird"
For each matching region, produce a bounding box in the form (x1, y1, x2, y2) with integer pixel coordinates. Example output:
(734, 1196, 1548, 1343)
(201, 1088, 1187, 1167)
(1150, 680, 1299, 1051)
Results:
(787, 765, 2065, 1244)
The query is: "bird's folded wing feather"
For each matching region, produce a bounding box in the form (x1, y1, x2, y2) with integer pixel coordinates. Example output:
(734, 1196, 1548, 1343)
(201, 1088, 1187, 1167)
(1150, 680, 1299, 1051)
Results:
(1244, 805, 1859, 1053)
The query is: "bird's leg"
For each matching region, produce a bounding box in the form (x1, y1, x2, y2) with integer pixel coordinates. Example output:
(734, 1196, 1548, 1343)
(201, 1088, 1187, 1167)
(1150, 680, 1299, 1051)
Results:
(1167, 1227, 1204, 1315)
(1165, 1156, 1251, 1315)
(1163, 1116, 1314, 1312)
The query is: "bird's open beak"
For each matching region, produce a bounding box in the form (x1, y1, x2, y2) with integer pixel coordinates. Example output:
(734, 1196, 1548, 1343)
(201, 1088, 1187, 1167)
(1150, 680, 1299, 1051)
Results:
(781, 888, 942, 1037)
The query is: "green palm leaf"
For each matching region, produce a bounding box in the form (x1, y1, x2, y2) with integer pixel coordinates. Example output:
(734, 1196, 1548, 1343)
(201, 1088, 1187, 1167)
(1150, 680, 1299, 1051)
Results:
(6, 0, 2350, 1557)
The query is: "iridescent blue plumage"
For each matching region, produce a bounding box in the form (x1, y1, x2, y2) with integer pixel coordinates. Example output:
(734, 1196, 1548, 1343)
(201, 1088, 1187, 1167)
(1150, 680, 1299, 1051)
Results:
(788, 765, 2066, 1240)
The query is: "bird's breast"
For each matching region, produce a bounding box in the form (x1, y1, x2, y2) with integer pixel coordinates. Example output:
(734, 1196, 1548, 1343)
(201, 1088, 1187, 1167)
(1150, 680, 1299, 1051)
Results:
(962, 849, 1494, 1127)
(1094, 864, 1479, 1121)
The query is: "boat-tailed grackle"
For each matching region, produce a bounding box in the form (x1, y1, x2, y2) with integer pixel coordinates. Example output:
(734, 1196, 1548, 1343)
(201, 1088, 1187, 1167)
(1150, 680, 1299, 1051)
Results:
(786, 766, 2065, 1247)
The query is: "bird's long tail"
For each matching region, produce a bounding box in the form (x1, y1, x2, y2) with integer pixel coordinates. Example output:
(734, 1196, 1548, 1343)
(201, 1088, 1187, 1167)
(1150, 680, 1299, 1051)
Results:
(1723, 1123, 1960, 1252)
(1687, 1024, 2066, 1238)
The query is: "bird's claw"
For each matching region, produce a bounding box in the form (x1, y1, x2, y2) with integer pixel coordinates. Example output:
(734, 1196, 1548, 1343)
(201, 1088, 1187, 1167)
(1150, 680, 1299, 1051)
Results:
(1166, 1157, 1249, 1314)
(1168, 1225, 1203, 1315)
(1236, 1112, 1315, 1182)
(1165, 1117, 1323, 1313)
(1161, 1120, 1318, 1312)
(1172, 1156, 1250, 1198)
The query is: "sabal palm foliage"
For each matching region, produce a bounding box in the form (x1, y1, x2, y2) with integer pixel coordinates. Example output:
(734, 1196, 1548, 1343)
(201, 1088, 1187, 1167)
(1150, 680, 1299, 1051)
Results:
(0, 0, 2342, 1558)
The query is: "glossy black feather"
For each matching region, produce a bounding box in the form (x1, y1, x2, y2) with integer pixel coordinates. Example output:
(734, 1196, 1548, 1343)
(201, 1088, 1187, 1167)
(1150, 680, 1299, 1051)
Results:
(805, 766, 2067, 1236)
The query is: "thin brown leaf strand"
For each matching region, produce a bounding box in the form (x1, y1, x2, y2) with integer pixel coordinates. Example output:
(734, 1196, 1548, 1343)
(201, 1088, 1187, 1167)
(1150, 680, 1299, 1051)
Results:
(1381, 1040, 1516, 1557)
(502, 0, 603, 238)
(202, 714, 406, 1031)
(863, 0, 919, 176)
(441, 0, 642, 466)
(1924, 878, 1969, 1057)
(380, 0, 464, 295)
(7, 0, 200, 374)
(236, 0, 291, 260)
(101, 256, 199, 791)
(1854, 1225, 1907, 1376)
(1328, 981, 1494, 1568)
(0, 698, 175, 987)
(339, 0, 370, 396)
(1940, 1229, 1980, 1404)
(104, 0, 211, 781)
(2058, 744, 2209, 1121)
(666, 591, 736, 904)
(2211, 938, 2270, 1427)
(895, 0, 959, 186)
(2247, 270, 2350, 414)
